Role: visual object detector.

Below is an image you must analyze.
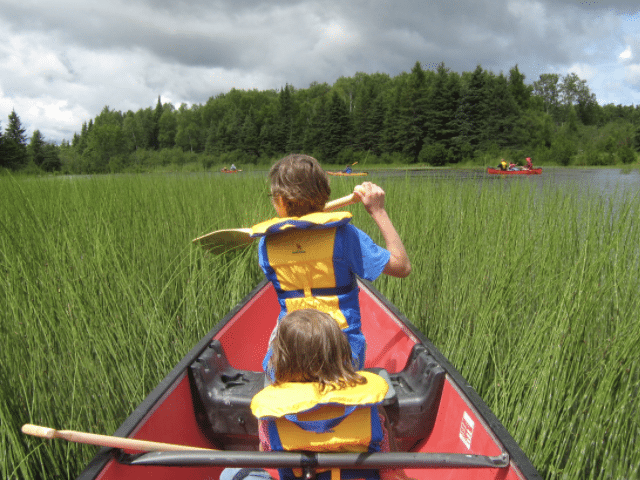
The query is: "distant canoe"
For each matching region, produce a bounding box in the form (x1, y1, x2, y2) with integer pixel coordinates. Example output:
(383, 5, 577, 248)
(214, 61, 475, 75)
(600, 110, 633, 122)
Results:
(487, 168, 542, 175)
(327, 171, 368, 177)
(221, 169, 242, 174)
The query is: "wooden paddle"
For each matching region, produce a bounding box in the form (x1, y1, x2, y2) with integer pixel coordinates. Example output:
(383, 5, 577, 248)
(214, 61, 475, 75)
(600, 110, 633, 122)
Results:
(21, 424, 214, 452)
(193, 189, 363, 254)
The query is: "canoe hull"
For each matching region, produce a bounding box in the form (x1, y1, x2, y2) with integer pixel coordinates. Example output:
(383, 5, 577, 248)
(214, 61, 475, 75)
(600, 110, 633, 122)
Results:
(77, 280, 541, 480)
(487, 168, 542, 175)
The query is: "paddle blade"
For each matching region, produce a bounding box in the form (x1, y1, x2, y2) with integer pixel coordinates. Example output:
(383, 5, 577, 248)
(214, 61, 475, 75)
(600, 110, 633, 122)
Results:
(192, 228, 254, 254)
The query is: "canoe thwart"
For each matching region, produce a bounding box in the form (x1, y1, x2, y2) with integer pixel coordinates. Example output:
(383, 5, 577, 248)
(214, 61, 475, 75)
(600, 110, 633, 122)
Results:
(119, 450, 510, 469)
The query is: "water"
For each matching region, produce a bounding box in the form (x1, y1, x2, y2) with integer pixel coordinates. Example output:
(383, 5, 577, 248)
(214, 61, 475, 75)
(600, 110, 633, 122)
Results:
(367, 167, 640, 200)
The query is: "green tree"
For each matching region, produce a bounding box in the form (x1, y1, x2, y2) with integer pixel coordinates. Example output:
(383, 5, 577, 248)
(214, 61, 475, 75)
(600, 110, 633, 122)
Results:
(457, 65, 490, 154)
(158, 107, 177, 149)
(399, 61, 430, 162)
(325, 91, 351, 161)
(426, 63, 461, 161)
(508, 65, 531, 110)
(27, 130, 47, 167)
(240, 107, 260, 158)
(3, 110, 29, 169)
(533, 73, 560, 116)
(486, 72, 519, 148)
(150, 96, 162, 150)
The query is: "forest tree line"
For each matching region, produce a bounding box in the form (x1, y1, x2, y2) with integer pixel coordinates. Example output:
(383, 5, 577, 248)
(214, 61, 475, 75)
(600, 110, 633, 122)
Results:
(1, 61, 639, 174)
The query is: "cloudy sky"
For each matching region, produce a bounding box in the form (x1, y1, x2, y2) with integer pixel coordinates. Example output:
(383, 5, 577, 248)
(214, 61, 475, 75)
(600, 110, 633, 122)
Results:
(1, 0, 639, 144)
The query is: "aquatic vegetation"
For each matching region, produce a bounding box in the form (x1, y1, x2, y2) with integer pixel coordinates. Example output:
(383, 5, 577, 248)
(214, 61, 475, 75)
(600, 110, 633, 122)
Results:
(1, 172, 638, 479)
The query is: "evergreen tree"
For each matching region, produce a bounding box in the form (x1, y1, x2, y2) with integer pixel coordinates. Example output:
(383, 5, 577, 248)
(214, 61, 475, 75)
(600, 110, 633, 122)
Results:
(150, 96, 162, 150)
(508, 65, 531, 110)
(28, 130, 47, 167)
(302, 94, 329, 157)
(325, 91, 351, 161)
(486, 73, 519, 148)
(240, 107, 260, 157)
(457, 65, 490, 154)
(400, 61, 429, 162)
(275, 85, 294, 153)
(425, 63, 461, 161)
(0, 120, 5, 169)
(3, 110, 29, 169)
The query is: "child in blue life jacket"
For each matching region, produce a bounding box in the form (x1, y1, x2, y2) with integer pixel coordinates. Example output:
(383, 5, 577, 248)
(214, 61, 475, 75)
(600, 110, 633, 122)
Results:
(250, 154, 411, 375)
(220, 309, 416, 480)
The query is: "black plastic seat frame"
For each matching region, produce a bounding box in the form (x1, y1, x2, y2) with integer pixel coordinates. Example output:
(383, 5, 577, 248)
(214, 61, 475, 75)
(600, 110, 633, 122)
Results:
(190, 341, 445, 451)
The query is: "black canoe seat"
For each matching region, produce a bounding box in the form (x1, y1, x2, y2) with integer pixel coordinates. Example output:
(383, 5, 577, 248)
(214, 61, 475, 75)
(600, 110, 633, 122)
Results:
(189, 341, 445, 451)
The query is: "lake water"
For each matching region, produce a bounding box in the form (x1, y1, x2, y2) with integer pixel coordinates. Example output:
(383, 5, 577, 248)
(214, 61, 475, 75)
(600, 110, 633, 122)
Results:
(371, 167, 640, 200)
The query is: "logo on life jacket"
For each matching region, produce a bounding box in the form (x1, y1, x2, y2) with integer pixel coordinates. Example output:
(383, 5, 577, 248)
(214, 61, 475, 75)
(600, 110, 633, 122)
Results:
(292, 243, 306, 254)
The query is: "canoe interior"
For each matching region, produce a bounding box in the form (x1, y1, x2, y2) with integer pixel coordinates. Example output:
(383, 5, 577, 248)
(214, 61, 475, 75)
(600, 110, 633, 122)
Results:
(78, 280, 539, 480)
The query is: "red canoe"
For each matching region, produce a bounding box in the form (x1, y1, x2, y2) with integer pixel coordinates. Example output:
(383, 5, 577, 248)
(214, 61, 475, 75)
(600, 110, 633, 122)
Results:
(487, 168, 542, 175)
(76, 280, 541, 480)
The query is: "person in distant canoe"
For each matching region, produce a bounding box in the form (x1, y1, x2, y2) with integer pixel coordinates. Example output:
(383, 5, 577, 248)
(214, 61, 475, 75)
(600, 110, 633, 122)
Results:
(230, 163, 237, 171)
(251, 154, 411, 377)
(499, 159, 508, 171)
(343, 164, 353, 173)
(525, 157, 533, 170)
(219, 309, 416, 480)
(508, 162, 520, 171)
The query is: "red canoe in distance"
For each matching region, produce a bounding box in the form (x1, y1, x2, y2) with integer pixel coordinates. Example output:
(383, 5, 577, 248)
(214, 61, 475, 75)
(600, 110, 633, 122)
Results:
(76, 280, 541, 480)
(487, 168, 542, 175)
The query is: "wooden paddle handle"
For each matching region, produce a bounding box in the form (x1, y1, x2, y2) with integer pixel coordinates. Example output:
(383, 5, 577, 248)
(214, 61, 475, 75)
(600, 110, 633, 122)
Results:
(21, 424, 213, 452)
(323, 187, 364, 212)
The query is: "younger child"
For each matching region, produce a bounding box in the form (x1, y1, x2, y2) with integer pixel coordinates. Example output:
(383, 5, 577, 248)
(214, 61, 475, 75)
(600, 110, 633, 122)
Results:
(249, 309, 414, 480)
(251, 154, 410, 373)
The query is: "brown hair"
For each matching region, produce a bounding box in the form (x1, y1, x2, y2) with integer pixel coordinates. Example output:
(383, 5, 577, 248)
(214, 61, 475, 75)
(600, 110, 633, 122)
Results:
(269, 309, 366, 392)
(269, 154, 331, 217)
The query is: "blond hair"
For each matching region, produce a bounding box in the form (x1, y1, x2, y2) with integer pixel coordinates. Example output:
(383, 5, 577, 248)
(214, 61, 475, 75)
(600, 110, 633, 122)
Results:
(269, 154, 331, 217)
(269, 309, 366, 392)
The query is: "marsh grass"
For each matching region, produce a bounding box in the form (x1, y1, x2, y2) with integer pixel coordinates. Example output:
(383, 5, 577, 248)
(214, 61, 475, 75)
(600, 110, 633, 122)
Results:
(2, 172, 639, 479)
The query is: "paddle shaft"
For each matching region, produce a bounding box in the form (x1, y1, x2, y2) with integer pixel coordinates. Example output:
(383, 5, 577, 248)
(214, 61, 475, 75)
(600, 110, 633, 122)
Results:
(323, 191, 361, 212)
(21, 424, 213, 452)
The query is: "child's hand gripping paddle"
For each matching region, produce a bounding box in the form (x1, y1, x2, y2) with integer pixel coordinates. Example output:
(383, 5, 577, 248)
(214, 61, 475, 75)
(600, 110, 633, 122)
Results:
(192, 189, 363, 254)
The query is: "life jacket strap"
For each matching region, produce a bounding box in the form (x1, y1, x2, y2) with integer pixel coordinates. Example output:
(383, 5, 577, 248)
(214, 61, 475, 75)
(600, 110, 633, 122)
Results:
(276, 279, 357, 299)
(284, 406, 357, 433)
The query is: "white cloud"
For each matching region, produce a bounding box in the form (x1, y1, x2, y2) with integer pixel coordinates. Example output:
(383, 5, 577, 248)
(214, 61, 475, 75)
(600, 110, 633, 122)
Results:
(619, 45, 632, 60)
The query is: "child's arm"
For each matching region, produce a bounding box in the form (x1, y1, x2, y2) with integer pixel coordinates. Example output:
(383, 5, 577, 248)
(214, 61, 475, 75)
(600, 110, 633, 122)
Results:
(354, 183, 411, 278)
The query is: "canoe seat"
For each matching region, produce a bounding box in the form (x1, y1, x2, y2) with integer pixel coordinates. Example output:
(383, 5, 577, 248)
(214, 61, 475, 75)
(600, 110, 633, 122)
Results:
(190, 340, 445, 451)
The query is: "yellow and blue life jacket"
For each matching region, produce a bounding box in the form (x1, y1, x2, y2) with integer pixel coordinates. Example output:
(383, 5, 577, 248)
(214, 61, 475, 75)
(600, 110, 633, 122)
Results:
(252, 212, 390, 371)
(251, 371, 388, 480)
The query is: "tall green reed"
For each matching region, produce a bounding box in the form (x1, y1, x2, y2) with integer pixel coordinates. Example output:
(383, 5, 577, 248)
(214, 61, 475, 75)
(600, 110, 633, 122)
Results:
(371, 175, 639, 480)
(1, 172, 638, 479)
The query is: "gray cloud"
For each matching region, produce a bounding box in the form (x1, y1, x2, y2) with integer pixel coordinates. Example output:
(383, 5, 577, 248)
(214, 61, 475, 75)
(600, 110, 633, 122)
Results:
(1, 0, 638, 144)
